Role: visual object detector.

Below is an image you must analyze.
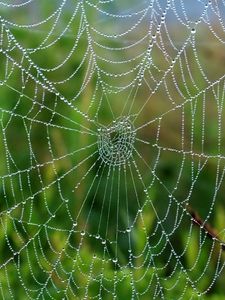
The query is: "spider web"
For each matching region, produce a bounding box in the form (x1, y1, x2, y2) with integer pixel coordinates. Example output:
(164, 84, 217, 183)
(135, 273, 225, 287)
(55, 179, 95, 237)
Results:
(0, 0, 225, 298)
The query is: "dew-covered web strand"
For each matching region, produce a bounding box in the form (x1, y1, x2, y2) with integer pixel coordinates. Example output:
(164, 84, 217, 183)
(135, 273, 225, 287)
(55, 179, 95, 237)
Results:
(0, 20, 98, 130)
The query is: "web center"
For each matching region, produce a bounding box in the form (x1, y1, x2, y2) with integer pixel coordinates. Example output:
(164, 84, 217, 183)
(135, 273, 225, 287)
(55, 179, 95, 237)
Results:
(97, 117, 136, 166)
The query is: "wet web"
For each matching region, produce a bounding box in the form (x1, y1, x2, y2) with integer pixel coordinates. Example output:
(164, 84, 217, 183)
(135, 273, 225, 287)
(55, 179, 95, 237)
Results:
(0, 0, 225, 299)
